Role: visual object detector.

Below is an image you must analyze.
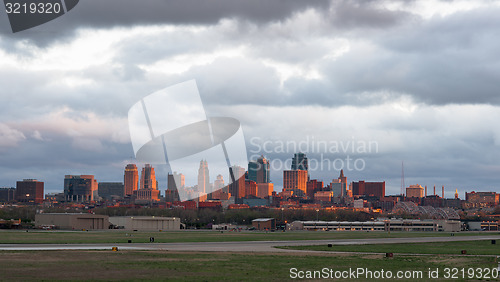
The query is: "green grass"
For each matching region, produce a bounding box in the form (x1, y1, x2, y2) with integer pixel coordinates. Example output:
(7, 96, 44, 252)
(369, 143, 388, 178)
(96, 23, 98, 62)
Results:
(0, 250, 497, 281)
(281, 240, 500, 256)
(0, 230, 491, 244)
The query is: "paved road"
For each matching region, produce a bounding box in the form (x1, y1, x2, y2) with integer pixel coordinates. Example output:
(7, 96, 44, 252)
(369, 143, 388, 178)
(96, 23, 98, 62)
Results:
(1, 235, 500, 252)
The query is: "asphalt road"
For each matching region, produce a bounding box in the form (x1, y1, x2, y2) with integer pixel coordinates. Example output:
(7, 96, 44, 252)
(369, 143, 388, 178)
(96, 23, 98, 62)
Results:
(1, 235, 500, 252)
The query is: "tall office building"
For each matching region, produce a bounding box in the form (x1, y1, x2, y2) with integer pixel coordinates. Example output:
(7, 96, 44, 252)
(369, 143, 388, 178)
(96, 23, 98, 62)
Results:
(167, 172, 185, 191)
(291, 152, 308, 171)
(214, 174, 225, 191)
(15, 179, 44, 203)
(338, 169, 347, 188)
(229, 165, 246, 200)
(198, 160, 210, 194)
(135, 164, 159, 203)
(64, 175, 98, 202)
(140, 164, 157, 190)
(166, 172, 183, 203)
(283, 170, 308, 196)
(248, 156, 270, 183)
(124, 164, 138, 197)
(330, 170, 347, 198)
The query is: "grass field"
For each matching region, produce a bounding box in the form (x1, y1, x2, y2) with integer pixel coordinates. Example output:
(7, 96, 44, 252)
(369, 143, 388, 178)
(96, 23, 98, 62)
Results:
(0, 230, 491, 244)
(0, 250, 497, 281)
(281, 240, 500, 256)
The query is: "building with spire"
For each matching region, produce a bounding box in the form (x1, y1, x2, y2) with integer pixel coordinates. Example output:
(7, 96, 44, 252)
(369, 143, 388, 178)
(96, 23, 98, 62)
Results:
(330, 170, 347, 198)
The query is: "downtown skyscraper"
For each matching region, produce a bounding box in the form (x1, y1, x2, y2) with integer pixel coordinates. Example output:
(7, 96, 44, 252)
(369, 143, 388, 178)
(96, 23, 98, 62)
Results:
(197, 160, 209, 194)
(124, 164, 138, 197)
(248, 156, 270, 184)
(140, 164, 157, 190)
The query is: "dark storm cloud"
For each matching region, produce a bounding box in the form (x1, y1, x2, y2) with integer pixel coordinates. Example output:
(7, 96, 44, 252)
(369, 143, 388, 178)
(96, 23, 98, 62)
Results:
(0, 0, 332, 46)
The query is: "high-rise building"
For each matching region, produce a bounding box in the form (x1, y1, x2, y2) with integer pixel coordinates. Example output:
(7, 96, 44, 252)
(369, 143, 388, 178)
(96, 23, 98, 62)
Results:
(291, 152, 308, 171)
(330, 179, 346, 198)
(283, 170, 308, 196)
(98, 182, 124, 200)
(229, 165, 246, 200)
(124, 164, 138, 197)
(197, 160, 209, 194)
(406, 184, 424, 198)
(140, 164, 157, 190)
(351, 181, 385, 198)
(167, 172, 184, 192)
(64, 175, 98, 202)
(248, 156, 270, 183)
(135, 164, 159, 203)
(330, 170, 347, 198)
(214, 174, 225, 191)
(15, 179, 44, 203)
(166, 172, 183, 202)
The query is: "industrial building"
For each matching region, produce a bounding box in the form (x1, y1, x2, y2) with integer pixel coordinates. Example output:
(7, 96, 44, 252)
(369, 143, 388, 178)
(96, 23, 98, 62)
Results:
(290, 219, 460, 232)
(252, 218, 276, 230)
(109, 216, 182, 231)
(35, 213, 110, 230)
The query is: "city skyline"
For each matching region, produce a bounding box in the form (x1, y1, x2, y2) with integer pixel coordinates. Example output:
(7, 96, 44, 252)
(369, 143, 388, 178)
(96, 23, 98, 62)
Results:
(1, 1, 500, 196)
(1, 155, 480, 201)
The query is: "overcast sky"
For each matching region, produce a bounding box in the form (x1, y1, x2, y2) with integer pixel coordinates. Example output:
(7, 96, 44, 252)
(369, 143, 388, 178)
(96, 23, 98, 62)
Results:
(1, 0, 500, 197)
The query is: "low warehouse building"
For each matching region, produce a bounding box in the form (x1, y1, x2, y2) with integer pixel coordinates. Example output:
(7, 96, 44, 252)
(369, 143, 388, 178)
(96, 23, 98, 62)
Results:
(35, 213, 110, 230)
(252, 218, 276, 230)
(109, 216, 182, 231)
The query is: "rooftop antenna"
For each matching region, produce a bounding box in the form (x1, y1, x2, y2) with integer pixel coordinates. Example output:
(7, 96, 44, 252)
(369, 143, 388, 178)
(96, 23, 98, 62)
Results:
(401, 161, 405, 197)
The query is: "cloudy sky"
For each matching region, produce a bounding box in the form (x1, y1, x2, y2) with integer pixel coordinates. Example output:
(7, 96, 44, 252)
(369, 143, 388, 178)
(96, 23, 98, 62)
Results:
(1, 0, 500, 197)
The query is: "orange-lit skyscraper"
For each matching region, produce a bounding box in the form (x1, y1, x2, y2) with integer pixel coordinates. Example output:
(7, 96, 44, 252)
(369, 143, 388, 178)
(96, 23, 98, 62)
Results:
(124, 164, 138, 196)
(140, 164, 157, 190)
(135, 164, 159, 202)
